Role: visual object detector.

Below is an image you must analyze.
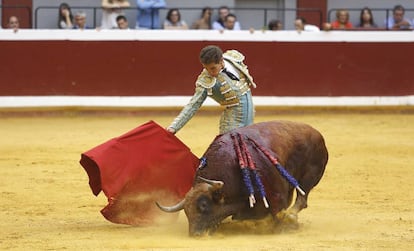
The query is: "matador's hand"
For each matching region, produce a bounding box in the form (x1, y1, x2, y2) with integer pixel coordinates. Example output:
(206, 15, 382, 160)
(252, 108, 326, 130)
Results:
(166, 127, 176, 134)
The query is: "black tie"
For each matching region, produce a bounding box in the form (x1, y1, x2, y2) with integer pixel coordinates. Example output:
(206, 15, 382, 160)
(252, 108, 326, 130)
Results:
(222, 68, 239, 81)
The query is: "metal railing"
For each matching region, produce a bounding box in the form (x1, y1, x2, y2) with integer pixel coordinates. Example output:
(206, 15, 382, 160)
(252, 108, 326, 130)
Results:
(34, 6, 100, 29)
(32, 6, 322, 29)
(327, 8, 414, 30)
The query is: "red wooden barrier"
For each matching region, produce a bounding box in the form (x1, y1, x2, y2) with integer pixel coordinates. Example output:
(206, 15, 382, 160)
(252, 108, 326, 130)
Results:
(0, 32, 413, 97)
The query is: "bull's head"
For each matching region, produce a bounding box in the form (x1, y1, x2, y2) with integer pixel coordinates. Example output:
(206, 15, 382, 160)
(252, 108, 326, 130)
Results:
(156, 176, 226, 236)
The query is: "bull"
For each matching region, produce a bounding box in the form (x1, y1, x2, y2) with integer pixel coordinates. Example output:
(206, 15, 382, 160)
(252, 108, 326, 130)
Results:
(157, 120, 328, 236)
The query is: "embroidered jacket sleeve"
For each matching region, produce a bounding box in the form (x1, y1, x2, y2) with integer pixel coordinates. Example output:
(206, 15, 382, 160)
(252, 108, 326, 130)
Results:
(168, 85, 207, 133)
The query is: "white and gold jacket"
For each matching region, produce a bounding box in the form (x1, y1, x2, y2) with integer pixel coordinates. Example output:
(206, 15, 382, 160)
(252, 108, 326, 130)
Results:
(169, 50, 256, 132)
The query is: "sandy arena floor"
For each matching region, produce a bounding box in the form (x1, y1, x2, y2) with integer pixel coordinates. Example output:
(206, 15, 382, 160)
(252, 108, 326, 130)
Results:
(0, 108, 413, 250)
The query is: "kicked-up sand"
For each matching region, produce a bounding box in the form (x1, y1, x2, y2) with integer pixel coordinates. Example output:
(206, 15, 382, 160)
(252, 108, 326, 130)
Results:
(0, 108, 413, 251)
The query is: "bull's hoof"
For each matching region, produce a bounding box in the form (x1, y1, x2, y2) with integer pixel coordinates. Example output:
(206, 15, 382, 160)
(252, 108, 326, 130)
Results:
(274, 210, 299, 230)
(276, 209, 297, 222)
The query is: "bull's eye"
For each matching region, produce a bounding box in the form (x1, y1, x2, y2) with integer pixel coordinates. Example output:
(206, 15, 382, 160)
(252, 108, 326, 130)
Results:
(196, 195, 212, 215)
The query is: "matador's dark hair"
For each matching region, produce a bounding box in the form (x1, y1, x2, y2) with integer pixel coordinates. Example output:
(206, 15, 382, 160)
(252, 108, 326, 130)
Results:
(199, 45, 223, 65)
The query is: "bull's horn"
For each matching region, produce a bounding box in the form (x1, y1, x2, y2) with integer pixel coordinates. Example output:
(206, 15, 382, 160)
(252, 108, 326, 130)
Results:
(198, 176, 224, 189)
(155, 199, 185, 213)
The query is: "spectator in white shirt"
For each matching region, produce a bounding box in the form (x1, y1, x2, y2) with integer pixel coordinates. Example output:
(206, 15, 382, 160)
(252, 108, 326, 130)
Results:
(294, 17, 320, 32)
(384, 4, 413, 30)
(212, 6, 241, 30)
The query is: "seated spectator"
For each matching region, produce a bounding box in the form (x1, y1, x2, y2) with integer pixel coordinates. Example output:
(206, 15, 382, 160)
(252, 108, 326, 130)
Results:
(163, 8, 188, 30)
(357, 7, 378, 28)
(323, 9, 353, 30)
(7, 16, 19, 32)
(223, 13, 239, 30)
(101, 0, 130, 29)
(191, 7, 212, 30)
(213, 6, 241, 30)
(268, 19, 283, 30)
(73, 11, 90, 29)
(58, 3, 73, 29)
(294, 17, 320, 32)
(136, 0, 166, 29)
(116, 15, 129, 29)
(384, 4, 412, 30)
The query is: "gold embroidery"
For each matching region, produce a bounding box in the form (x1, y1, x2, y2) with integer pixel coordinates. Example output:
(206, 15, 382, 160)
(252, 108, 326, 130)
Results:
(239, 82, 250, 95)
(196, 69, 216, 88)
(219, 81, 239, 106)
(223, 50, 245, 62)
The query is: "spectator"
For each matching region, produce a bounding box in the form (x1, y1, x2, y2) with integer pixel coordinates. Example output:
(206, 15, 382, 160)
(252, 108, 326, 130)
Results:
(101, 0, 130, 29)
(136, 0, 166, 29)
(73, 11, 90, 29)
(7, 16, 19, 32)
(294, 17, 320, 32)
(323, 9, 353, 30)
(163, 8, 188, 30)
(384, 4, 412, 30)
(191, 7, 212, 30)
(268, 19, 283, 30)
(166, 45, 256, 135)
(357, 7, 378, 28)
(223, 13, 239, 30)
(116, 15, 129, 29)
(213, 6, 241, 30)
(58, 3, 73, 29)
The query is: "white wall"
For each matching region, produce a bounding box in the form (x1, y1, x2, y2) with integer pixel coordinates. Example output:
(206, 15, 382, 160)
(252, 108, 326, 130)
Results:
(235, 0, 286, 30)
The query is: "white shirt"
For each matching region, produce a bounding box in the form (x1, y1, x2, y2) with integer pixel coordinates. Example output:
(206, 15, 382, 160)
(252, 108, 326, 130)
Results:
(212, 20, 241, 30)
(304, 24, 320, 32)
(223, 60, 240, 79)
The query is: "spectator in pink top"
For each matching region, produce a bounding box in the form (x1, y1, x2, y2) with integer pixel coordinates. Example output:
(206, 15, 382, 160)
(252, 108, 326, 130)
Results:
(323, 9, 353, 30)
(331, 9, 353, 29)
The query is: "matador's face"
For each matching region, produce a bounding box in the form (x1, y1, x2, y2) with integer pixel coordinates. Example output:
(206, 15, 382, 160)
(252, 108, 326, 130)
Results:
(202, 58, 224, 78)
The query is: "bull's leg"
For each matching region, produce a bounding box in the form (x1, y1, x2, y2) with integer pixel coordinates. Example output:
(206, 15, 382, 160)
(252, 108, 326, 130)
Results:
(269, 189, 301, 229)
(280, 162, 323, 225)
(272, 192, 307, 232)
(291, 190, 309, 213)
(275, 178, 312, 227)
(275, 192, 307, 227)
(285, 193, 308, 221)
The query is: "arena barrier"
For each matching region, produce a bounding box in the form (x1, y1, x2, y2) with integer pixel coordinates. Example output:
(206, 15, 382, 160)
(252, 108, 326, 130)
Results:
(0, 29, 413, 107)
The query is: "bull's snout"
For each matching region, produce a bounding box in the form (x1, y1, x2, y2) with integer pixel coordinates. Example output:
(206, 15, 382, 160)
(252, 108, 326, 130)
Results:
(188, 218, 221, 237)
(189, 224, 210, 237)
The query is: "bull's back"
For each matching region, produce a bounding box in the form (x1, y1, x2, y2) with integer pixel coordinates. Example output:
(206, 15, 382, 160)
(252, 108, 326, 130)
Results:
(235, 120, 327, 160)
(234, 120, 328, 188)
